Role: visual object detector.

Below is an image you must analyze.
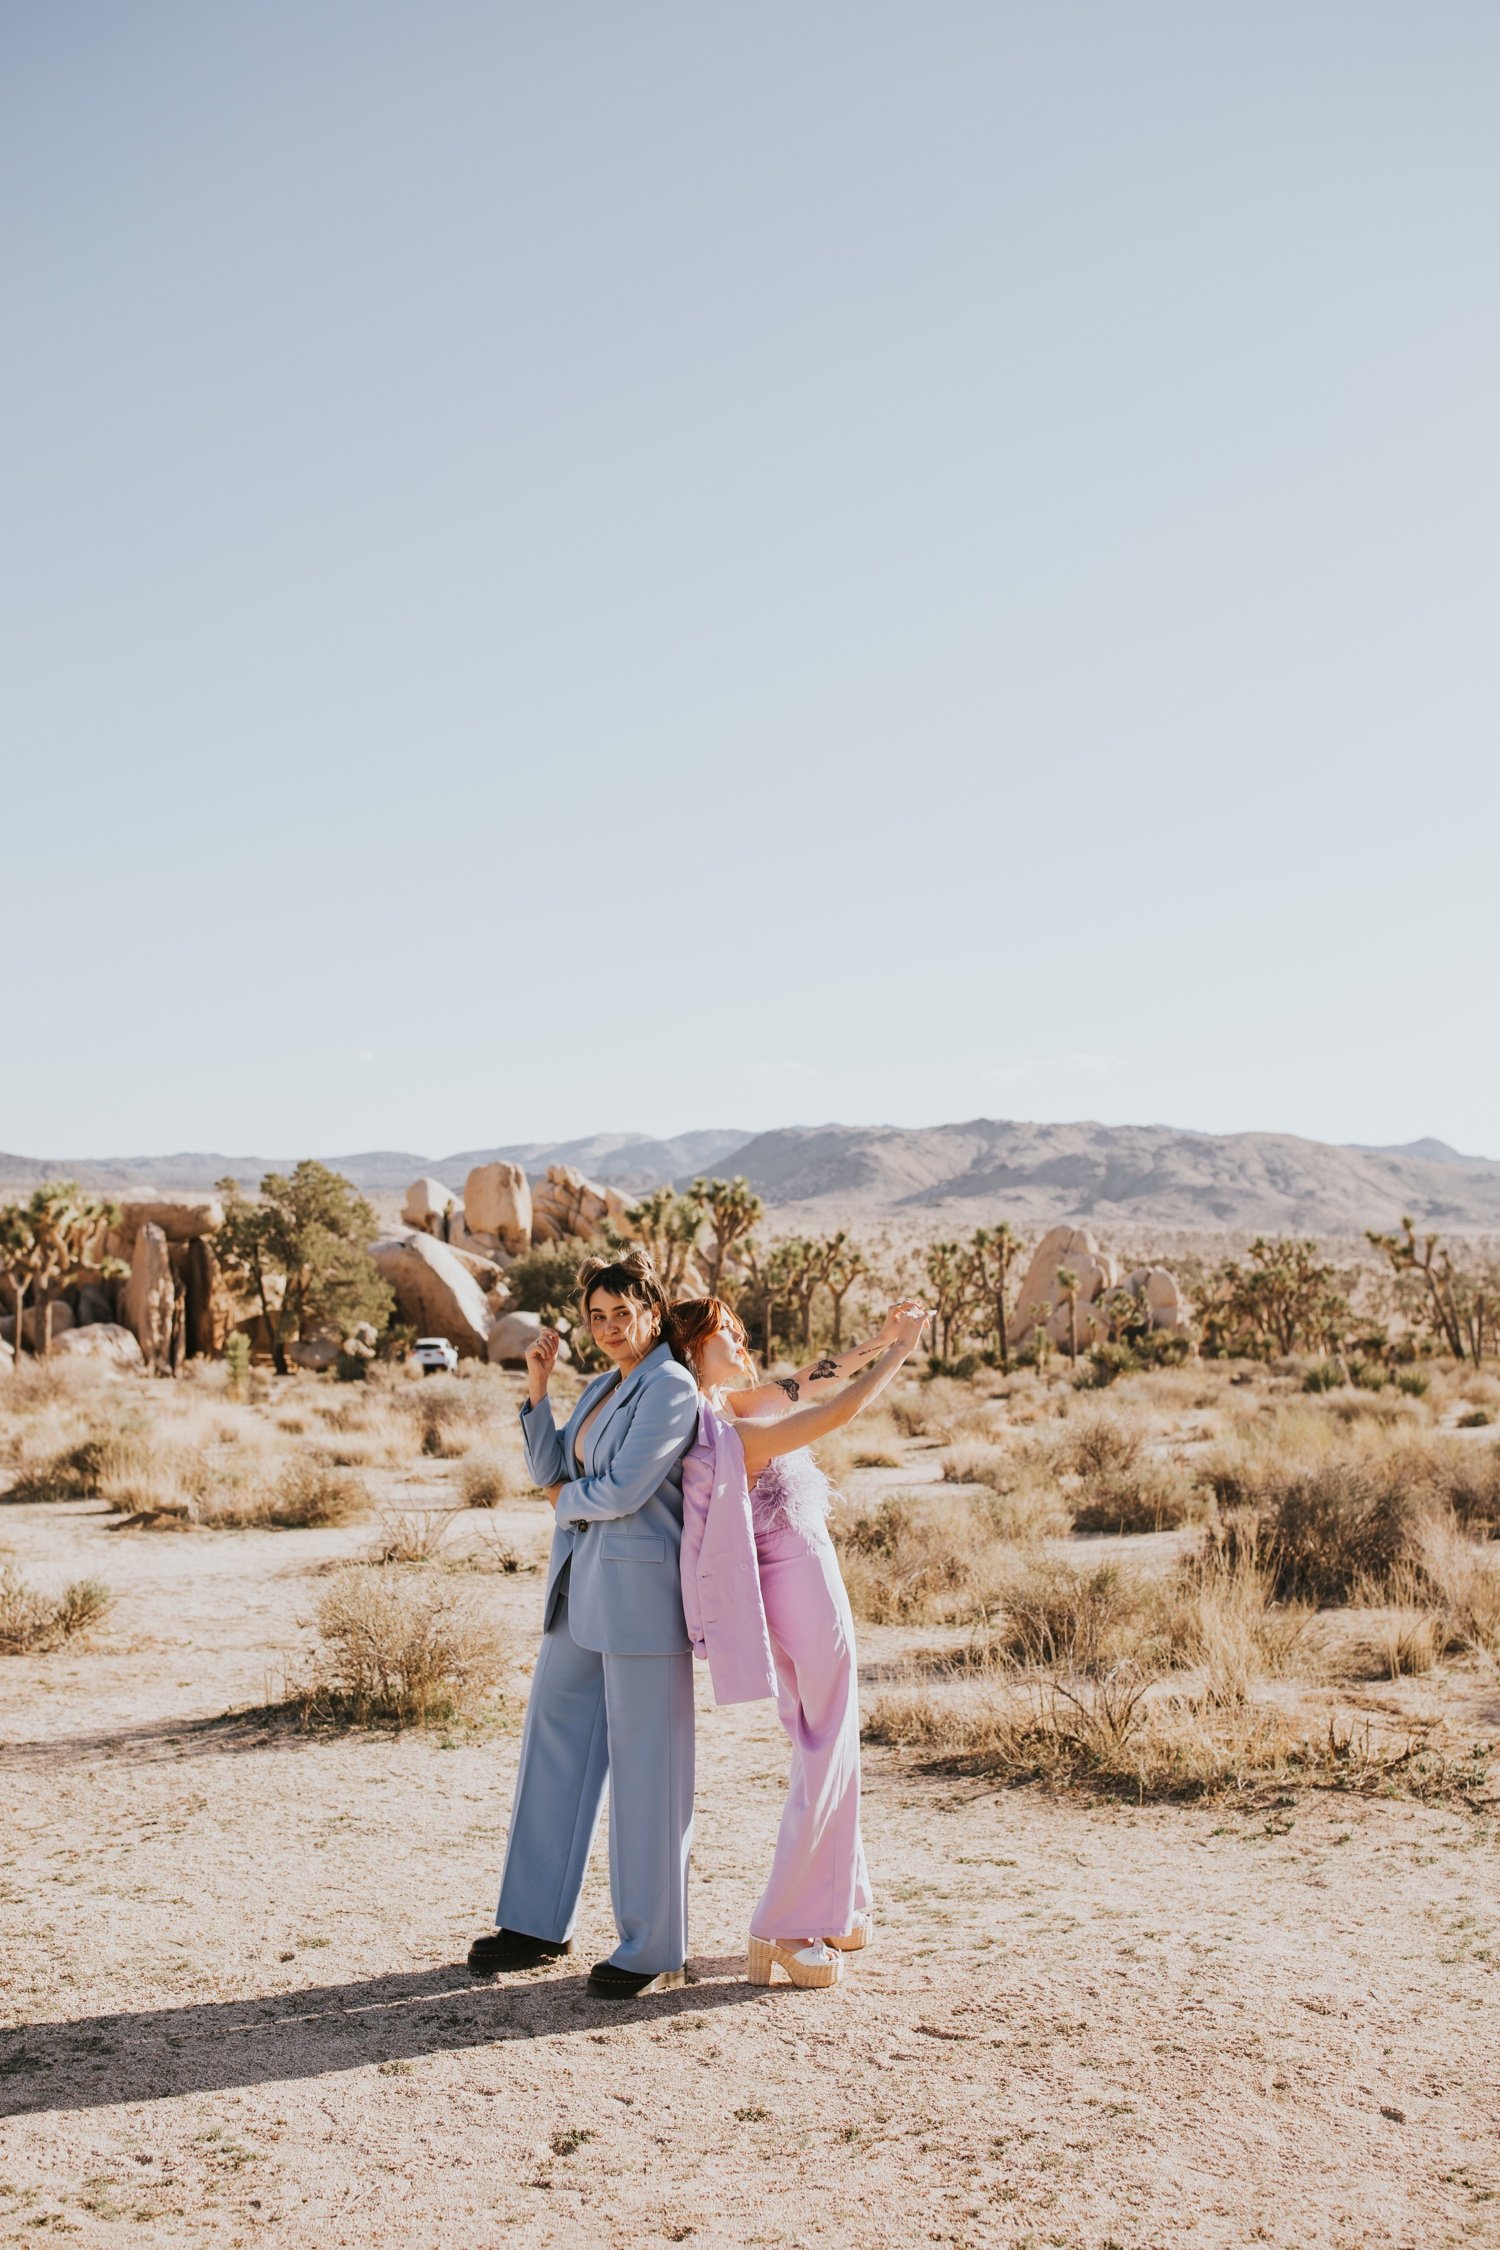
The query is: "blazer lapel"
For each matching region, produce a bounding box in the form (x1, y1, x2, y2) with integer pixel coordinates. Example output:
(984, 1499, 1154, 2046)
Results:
(580, 1340, 673, 1466)
(562, 1370, 621, 1473)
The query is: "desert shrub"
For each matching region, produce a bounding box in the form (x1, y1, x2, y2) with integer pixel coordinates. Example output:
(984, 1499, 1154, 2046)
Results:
(1420, 1524, 1500, 1656)
(296, 1567, 502, 1724)
(865, 1673, 1483, 1804)
(5, 1425, 156, 1502)
(1395, 1370, 1431, 1398)
(224, 1332, 251, 1395)
(199, 1460, 369, 1530)
(1070, 1463, 1205, 1536)
(392, 1377, 485, 1459)
(1210, 1461, 1437, 1604)
(834, 1492, 1013, 1624)
(887, 1380, 978, 1443)
(1458, 1408, 1494, 1430)
(368, 1507, 458, 1563)
(987, 1557, 1152, 1675)
(939, 1443, 1072, 1538)
(0, 1567, 111, 1654)
(504, 1244, 586, 1321)
(1302, 1361, 1344, 1395)
(458, 1452, 530, 1508)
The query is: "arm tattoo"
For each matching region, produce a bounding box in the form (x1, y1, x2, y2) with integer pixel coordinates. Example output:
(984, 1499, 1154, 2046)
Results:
(807, 1357, 839, 1383)
(774, 1376, 801, 1402)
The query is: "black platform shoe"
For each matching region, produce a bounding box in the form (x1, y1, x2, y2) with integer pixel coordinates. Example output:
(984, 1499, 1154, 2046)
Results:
(586, 1958, 686, 1998)
(466, 1929, 572, 1975)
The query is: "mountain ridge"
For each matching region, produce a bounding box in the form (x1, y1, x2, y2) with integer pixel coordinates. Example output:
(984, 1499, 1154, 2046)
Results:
(1, 1120, 1496, 1233)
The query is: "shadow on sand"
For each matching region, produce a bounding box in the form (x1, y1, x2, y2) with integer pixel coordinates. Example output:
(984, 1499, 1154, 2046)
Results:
(0, 1958, 765, 2118)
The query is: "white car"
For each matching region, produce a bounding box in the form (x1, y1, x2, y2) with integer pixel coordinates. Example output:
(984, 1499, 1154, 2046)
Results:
(412, 1336, 460, 1375)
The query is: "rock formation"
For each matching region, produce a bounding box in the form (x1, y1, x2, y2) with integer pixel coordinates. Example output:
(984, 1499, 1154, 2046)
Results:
(402, 1177, 458, 1235)
(369, 1234, 493, 1358)
(108, 1196, 224, 1259)
(463, 1163, 532, 1256)
(1008, 1225, 1119, 1351)
(50, 1323, 145, 1369)
(0, 1299, 75, 1350)
(530, 1164, 629, 1244)
(124, 1222, 175, 1373)
(1118, 1266, 1192, 1333)
(487, 1310, 544, 1366)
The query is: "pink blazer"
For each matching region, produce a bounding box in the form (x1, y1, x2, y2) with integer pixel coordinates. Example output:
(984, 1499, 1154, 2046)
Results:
(680, 1400, 778, 1706)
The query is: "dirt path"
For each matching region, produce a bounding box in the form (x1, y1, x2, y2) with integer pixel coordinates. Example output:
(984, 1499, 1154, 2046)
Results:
(4, 1495, 1500, 2249)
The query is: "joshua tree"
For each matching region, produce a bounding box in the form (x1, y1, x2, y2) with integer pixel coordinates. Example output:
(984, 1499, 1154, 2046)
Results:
(823, 1234, 870, 1349)
(923, 1239, 972, 1362)
(617, 1186, 707, 1297)
(1366, 1217, 1492, 1363)
(966, 1222, 1024, 1374)
(1055, 1267, 1082, 1360)
(694, 1177, 763, 1298)
(1206, 1237, 1352, 1359)
(0, 1183, 121, 1364)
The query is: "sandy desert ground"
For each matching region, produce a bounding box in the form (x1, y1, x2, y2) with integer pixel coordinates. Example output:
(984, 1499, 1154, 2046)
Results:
(4, 1371, 1500, 2250)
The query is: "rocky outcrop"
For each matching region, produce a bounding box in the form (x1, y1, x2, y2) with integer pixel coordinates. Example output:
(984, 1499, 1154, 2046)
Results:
(486, 1310, 544, 1366)
(464, 1164, 531, 1255)
(109, 1196, 224, 1259)
(0, 1299, 75, 1350)
(529, 1164, 629, 1245)
(75, 1282, 115, 1327)
(402, 1177, 458, 1235)
(50, 1323, 145, 1369)
(124, 1222, 175, 1373)
(289, 1328, 343, 1372)
(1009, 1225, 1119, 1351)
(369, 1234, 492, 1358)
(1118, 1265, 1192, 1333)
(183, 1237, 231, 1358)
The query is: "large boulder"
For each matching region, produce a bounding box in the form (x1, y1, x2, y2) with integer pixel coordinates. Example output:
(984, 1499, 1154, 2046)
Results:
(50, 1323, 145, 1370)
(0, 1299, 75, 1350)
(75, 1282, 116, 1328)
(464, 1164, 532, 1255)
(109, 1195, 223, 1259)
(1120, 1265, 1192, 1334)
(369, 1234, 492, 1359)
(529, 1164, 629, 1245)
(289, 1328, 343, 1372)
(124, 1221, 175, 1373)
(1009, 1225, 1119, 1352)
(402, 1177, 458, 1236)
(486, 1310, 544, 1367)
(183, 1236, 232, 1358)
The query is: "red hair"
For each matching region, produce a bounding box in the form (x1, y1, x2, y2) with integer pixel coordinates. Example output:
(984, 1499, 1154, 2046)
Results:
(669, 1295, 748, 1375)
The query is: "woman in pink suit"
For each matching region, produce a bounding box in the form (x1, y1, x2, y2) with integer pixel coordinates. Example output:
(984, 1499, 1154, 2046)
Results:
(676, 1296, 929, 1990)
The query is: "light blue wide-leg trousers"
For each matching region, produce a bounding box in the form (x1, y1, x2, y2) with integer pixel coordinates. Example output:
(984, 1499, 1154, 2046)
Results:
(495, 1588, 695, 1975)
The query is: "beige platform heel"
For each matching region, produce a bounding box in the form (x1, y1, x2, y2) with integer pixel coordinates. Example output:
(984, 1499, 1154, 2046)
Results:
(825, 1910, 873, 1953)
(746, 1935, 843, 1990)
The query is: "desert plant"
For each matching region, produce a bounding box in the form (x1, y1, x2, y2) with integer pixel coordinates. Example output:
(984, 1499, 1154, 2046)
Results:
(369, 1506, 459, 1563)
(834, 1492, 1013, 1624)
(297, 1566, 502, 1724)
(198, 1459, 369, 1530)
(0, 1566, 111, 1653)
(1203, 1238, 1353, 1360)
(1367, 1218, 1498, 1364)
(694, 1177, 764, 1300)
(224, 1332, 252, 1396)
(965, 1224, 1025, 1375)
(215, 1163, 393, 1377)
(0, 1182, 123, 1364)
(458, 1452, 529, 1508)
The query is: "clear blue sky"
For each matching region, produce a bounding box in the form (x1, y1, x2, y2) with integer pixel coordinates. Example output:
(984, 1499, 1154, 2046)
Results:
(4, 3, 1497, 1160)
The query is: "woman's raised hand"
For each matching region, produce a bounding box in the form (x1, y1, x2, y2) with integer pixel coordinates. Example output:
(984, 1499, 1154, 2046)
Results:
(886, 1301, 931, 1353)
(525, 1326, 561, 1401)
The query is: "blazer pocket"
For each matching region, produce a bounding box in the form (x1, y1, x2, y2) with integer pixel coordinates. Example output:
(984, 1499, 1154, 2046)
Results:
(599, 1533, 666, 1564)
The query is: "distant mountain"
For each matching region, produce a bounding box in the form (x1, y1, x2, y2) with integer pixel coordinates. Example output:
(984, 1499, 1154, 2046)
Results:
(681, 1119, 1500, 1234)
(0, 1131, 755, 1201)
(4, 1118, 1497, 1232)
(1345, 1137, 1492, 1170)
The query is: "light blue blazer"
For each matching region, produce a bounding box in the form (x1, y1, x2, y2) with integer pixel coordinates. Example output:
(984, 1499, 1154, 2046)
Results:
(519, 1340, 700, 1656)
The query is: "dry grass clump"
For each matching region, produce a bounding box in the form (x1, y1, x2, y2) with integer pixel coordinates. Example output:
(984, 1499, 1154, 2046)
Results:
(866, 1670, 1487, 1805)
(368, 1506, 459, 1563)
(888, 1379, 998, 1445)
(457, 1451, 531, 1508)
(5, 1425, 159, 1503)
(0, 1566, 111, 1654)
(197, 1459, 370, 1531)
(292, 1566, 502, 1725)
(835, 1492, 1016, 1624)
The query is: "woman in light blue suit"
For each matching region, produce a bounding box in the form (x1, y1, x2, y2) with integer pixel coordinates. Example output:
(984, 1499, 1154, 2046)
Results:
(467, 1248, 701, 1997)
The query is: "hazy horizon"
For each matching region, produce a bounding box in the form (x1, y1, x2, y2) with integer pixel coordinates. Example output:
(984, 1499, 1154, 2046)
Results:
(5, 4, 1497, 1157)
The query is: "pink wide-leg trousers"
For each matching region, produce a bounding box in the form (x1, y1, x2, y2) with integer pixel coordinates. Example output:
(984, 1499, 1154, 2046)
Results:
(750, 1520, 873, 1944)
